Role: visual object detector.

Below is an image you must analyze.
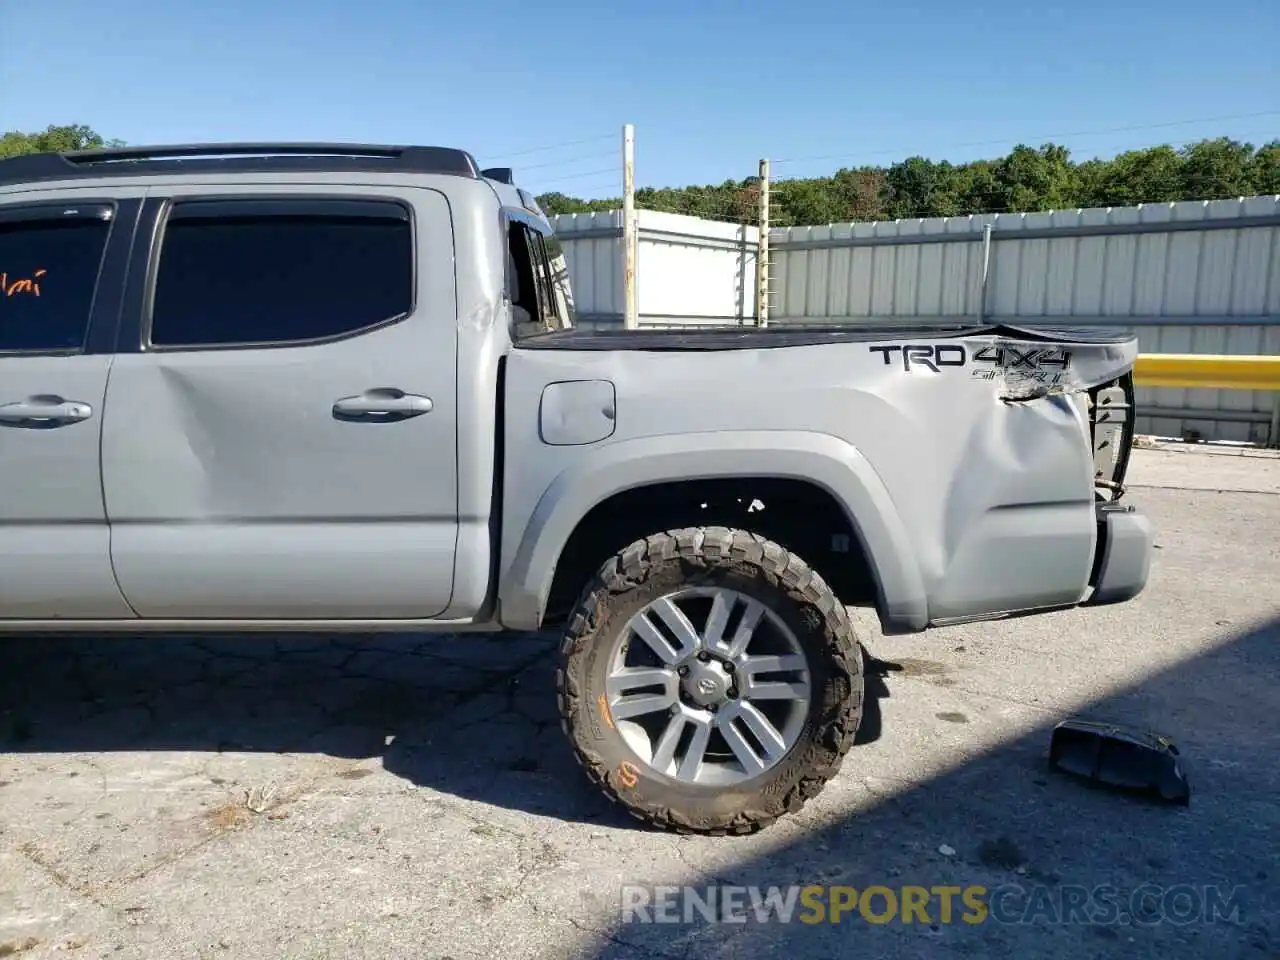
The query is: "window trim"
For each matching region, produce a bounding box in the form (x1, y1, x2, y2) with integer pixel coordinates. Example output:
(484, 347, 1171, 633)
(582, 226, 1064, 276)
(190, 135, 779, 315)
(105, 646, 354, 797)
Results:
(0, 200, 119, 358)
(529, 231, 559, 325)
(540, 230, 576, 329)
(141, 194, 418, 353)
(501, 206, 564, 338)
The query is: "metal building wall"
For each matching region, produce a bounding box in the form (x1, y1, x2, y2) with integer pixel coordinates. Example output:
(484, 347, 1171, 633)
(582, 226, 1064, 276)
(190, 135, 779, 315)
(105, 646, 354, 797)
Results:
(552, 209, 758, 329)
(548, 210, 624, 330)
(769, 196, 1280, 444)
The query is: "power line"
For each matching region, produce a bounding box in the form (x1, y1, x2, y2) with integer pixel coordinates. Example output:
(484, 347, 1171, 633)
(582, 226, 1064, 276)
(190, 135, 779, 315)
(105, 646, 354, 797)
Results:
(533, 167, 619, 186)
(517, 149, 618, 173)
(487, 132, 616, 161)
(770, 110, 1280, 167)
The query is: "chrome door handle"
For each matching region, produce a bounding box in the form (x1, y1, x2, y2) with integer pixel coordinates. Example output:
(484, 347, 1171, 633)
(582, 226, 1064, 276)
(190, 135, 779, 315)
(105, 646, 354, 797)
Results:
(332, 389, 433, 423)
(0, 395, 93, 429)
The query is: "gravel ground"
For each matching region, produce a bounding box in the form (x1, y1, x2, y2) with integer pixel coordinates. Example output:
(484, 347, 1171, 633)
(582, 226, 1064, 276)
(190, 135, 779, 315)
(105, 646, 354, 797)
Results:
(1, 440, 1277, 960)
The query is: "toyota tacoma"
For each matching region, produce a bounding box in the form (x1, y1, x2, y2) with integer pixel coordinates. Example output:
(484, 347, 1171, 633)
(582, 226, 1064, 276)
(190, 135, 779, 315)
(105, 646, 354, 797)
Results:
(0, 142, 1152, 833)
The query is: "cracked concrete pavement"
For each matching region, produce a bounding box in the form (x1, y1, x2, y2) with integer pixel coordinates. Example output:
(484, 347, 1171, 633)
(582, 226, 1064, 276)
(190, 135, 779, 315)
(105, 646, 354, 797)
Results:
(2, 440, 1278, 959)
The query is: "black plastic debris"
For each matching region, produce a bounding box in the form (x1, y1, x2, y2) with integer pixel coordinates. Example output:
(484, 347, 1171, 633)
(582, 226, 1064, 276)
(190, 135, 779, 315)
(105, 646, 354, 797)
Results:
(1048, 719, 1190, 805)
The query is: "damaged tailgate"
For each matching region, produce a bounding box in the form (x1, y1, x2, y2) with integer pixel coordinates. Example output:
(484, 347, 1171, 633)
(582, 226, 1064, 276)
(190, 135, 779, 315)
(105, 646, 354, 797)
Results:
(974, 324, 1150, 607)
(967, 323, 1141, 504)
(968, 324, 1138, 501)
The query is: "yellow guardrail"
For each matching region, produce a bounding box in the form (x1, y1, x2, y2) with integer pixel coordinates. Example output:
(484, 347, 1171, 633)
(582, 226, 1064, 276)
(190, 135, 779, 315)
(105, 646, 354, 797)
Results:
(1133, 354, 1280, 391)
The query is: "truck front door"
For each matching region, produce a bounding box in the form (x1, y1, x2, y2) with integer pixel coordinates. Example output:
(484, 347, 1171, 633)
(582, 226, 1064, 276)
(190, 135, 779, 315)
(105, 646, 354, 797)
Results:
(0, 197, 137, 620)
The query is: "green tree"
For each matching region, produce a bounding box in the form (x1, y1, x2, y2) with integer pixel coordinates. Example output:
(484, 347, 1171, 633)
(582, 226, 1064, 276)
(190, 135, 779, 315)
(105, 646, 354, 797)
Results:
(1080, 145, 1184, 207)
(0, 123, 124, 158)
(771, 177, 843, 226)
(1249, 141, 1280, 195)
(536, 191, 618, 216)
(1180, 137, 1257, 199)
(884, 157, 971, 219)
(990, 143, 1077, 213)
(955, 159, 1002, 214)
(830, 166, 888, 222)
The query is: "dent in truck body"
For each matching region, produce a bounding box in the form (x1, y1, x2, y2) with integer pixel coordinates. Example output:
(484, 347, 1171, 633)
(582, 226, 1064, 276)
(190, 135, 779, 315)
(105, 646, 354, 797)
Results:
(926, 390, 1098, 620)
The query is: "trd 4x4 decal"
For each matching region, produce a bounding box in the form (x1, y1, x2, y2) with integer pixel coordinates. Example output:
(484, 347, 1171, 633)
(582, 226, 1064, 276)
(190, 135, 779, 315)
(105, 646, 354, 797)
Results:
(868, 342, 1073, 386)
(970, 344, 1073, 386)
(867, 344, 965, 372)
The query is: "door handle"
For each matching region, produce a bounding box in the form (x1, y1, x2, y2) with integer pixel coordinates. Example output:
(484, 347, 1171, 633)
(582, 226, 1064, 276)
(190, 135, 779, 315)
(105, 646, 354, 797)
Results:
(0, 395, 94, 429)
(332, 389, 433, 423)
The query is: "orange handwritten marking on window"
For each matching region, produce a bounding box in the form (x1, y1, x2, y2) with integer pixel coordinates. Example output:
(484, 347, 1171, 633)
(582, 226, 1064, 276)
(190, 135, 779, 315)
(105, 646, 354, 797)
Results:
(2, 268, 47, 298)
(616, 760, 639, 789)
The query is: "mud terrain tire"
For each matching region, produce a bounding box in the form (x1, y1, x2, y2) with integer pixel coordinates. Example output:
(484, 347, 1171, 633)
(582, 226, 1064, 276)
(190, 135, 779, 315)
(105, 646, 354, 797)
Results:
(556, 526, 864, 835)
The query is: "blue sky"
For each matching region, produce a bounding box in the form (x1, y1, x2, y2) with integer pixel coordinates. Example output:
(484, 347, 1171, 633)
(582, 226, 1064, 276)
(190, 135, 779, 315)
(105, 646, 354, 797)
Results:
(2, 0, 1276, 198)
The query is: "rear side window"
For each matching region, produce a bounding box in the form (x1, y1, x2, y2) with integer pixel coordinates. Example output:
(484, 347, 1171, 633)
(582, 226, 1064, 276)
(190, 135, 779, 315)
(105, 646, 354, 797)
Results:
(149, 199, 413, 348)
(0, 211, 111, 353)
(507, 219, 567, 337)
(506, 222, 540, 321)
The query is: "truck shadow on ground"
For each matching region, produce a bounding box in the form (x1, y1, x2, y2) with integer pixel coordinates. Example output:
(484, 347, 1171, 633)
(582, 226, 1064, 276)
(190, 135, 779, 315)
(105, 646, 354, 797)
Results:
(1, 618, 1276, 957)
(579, 614, 1280, 959)
(0, 630, 893, 830)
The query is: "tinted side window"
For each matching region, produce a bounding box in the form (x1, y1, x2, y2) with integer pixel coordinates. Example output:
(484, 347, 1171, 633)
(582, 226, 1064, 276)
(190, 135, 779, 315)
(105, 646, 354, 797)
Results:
(506, 222, 540, 322)
(507, 220, 572, 337)
(0, 214, 111, 353)
(150, 201, 413, 348)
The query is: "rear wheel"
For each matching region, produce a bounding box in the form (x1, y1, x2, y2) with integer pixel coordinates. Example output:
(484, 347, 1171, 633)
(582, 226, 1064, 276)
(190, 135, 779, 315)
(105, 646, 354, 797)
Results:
(556, 526, 863, 834)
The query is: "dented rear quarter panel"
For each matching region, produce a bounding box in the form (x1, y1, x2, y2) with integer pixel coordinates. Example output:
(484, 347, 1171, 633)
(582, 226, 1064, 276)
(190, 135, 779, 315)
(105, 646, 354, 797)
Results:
(498, 329, 1139, 632)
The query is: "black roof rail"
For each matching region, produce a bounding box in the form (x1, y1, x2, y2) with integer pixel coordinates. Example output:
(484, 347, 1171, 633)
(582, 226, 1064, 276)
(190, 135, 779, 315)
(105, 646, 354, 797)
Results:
(0, 142, 482, 185)
(481, 167, 514, 184)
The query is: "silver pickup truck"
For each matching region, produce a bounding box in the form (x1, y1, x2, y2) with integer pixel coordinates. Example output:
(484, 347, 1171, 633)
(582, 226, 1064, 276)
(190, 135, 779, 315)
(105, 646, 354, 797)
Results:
(0, 143, 1152, 833)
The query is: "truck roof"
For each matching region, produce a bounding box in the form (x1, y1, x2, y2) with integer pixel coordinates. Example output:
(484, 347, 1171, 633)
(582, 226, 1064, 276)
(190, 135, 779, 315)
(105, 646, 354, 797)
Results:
(0, 141, 539, 199)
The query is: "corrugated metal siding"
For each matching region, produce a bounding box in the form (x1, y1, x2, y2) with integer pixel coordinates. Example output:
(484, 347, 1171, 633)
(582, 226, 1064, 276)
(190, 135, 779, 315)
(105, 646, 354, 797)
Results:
(772, 217, 987, 320)
(770, 197, 1280, 324)
(768, 196, 1280, 444)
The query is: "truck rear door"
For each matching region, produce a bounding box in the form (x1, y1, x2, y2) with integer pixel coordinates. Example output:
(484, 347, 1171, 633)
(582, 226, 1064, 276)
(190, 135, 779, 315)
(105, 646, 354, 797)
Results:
(101, 188, 462, 620)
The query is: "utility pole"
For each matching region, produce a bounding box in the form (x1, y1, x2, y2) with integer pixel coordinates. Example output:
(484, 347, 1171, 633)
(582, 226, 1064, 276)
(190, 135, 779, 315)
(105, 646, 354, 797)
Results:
(756, 158, 770, 327)
(622, 123, 638, 330)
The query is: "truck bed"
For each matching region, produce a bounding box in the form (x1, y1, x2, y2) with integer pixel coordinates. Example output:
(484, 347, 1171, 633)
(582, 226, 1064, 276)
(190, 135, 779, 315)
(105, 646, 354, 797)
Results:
(515, 322, 1137, 352)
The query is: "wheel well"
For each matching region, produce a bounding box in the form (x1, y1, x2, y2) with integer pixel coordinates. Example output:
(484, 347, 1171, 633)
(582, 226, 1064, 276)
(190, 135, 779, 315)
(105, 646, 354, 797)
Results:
(544, 477, 878, 626)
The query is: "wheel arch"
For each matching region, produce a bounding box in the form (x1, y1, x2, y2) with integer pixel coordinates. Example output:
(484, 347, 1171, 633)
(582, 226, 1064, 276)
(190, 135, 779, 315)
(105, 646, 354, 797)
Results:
(497, 431, 928, 633)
